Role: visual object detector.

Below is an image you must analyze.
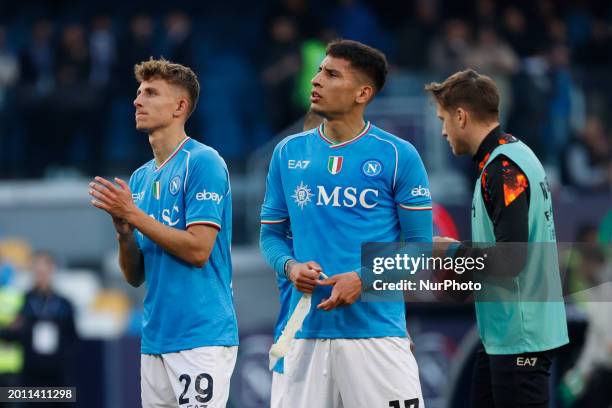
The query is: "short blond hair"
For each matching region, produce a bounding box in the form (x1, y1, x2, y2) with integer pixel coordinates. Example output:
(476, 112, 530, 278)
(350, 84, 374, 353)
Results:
(134, 57, 200, 117)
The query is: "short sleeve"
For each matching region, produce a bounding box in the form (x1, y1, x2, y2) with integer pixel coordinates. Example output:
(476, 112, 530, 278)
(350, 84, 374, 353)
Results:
(184, 150, 229, 230)
(394, 142, 433, 211)
(260, 143, 289, 223)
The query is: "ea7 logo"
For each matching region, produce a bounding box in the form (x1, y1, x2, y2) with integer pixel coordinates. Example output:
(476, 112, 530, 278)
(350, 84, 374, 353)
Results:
(288, 160, 310, 169)
(516, 357, 537, 367)
(132, 191, 145, 202)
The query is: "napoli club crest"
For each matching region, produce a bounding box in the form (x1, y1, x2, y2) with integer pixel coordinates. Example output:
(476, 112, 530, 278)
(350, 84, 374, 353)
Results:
(361, 159, 383, 177)
(169, 175, 181, 195)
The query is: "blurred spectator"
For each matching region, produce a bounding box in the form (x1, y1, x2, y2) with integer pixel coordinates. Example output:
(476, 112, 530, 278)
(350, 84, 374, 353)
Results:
(118, 14, 155, 94)
(545, 43, 574, 165)
(0, 25, 19, 104)
(161, 11, 194, 68)
(89, 15, 116, 88)
(0, 261, 23, 392)
(562, 116, 612, 192)
(564, 1, 593, 48)
(428, 19, 472, 75)
(574, 19, 612, 69)
(558, 240, 611, 407)
(0, 25, 19, 178)
(328, 0, 385, 51)
(293, 28, 336, 113)
(261, 15, 301, 131)
(500, 6, 534, 57)
(2, 252, 77, 392)
(19, 19, 54, 91)
(474, 0, 497, 28)
(395, 0, 438, 70)
(506, 54, 551, 159)
(465, 27, 519, 126)
(273, 0, 320, 39)
(565, 223, 603, 304)
(598, 210, 612, 244)
(55, 24, 90, 86)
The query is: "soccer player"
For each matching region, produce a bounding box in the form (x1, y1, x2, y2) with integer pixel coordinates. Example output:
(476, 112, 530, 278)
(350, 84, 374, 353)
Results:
(89, 58, 238, 407)
(260, 40, 432, 408)
(426, 69, 569, 408)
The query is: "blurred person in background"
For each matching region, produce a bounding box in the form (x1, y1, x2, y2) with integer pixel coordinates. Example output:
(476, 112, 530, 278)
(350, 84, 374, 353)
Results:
(19, 19, 55, 178)
(261, 15, 302, 131)
(328, 0, 386, 52)
(500, 6, 533, 58)
(90, 58, 238, 407)
(19, 19, 54, 91)
(395, 0, 438, 70)
(0, 251, 76, 394)
(465, 26, 519, 128)
(0, 24, 19, 178)
(89, 14, 117, 174)
(0, 25, 19, 105)
(89, 14, 116, 89)
(118, 14, 156, 96)
(564, 224, 605, 306)
(161, 11, 194, 68)
(52, 23, 103, 176)
(293, 27, 337, 114)
(562, 116, 612, 192)
(558, 244, 611, 408)
(428, 18, 472, 75)
(55, 24, 90, 87)
(0, 257, 23, 395)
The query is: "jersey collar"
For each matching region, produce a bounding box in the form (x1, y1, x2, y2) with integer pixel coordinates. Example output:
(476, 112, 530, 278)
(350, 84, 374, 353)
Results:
(155, 137, 190, 172)
(317, 121, 371, 148)
(473, 127, 517, 172)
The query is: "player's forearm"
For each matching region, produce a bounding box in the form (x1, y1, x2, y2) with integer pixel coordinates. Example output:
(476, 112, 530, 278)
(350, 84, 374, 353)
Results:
(117, 233, 145, 287)
(260, 223, 294, 281)
(128, 209, 213, 267)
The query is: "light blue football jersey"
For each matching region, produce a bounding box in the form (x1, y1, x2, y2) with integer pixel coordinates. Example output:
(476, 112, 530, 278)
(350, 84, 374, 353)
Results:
(261, 122, 432, 338)
(129, 137, 238, 354)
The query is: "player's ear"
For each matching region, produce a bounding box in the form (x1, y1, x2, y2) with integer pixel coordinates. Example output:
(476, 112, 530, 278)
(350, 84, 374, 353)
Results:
(356, 84, 374, 105)
(456, 107, 467, 129)
(174, 97, 189, 118)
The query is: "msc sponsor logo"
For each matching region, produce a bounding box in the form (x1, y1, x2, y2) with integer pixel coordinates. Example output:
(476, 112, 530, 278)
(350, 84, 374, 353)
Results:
(154, 206, 180, 227)
(291, 181, 314, 209)
(317, 186, 379, 209)
(195, 190, 223, 204)
(361, 159, 383, 177)
(411, 185, 431, 198)
(292, 182, 379, 209)
(169, 176, 181, 195)
(288, 160, 310, 169)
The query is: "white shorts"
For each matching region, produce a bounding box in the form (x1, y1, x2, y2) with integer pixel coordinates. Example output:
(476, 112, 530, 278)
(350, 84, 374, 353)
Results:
(141, 346, 238, 408)
(270, 371, 286, 408)
(282, 338, 424, 408)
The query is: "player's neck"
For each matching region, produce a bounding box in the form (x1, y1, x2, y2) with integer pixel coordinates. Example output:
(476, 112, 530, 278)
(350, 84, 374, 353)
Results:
(467, 121, 500, 156)
(321, 115, 367, 144)
(149, 127, 188, 167)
